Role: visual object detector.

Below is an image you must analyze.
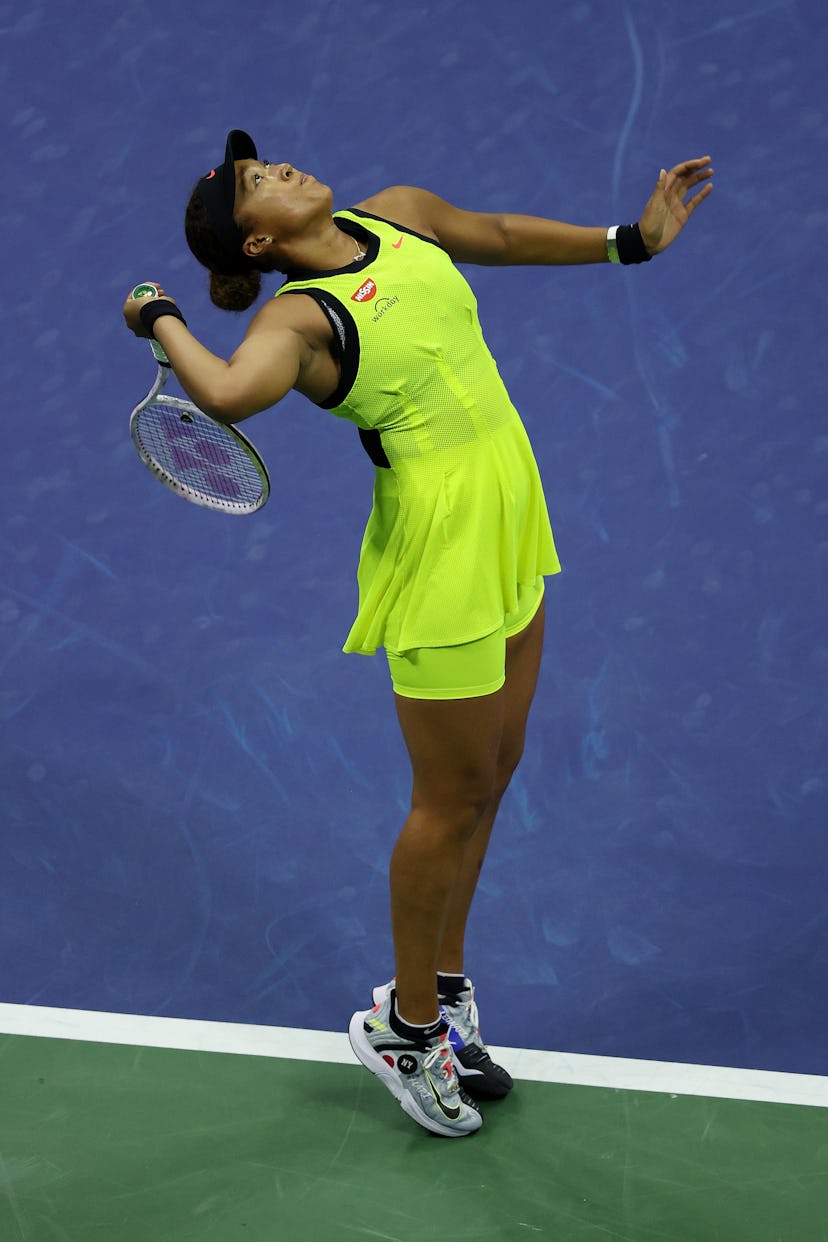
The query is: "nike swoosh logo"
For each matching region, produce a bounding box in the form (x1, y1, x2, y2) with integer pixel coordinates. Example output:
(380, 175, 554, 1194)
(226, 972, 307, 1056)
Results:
(425, 1067, 461, 1120)
(392, 236, 403, 249)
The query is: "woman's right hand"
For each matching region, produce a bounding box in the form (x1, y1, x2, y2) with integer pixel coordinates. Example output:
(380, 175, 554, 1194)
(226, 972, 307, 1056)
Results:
(122, 283, 177, 338)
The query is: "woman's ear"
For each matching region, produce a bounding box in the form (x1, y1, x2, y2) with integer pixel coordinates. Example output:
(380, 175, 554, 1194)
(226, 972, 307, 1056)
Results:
(243, 234, 274, 259)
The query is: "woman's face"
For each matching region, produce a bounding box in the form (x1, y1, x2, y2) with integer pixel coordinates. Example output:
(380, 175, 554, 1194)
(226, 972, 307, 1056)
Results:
(234, 158, 332, 241)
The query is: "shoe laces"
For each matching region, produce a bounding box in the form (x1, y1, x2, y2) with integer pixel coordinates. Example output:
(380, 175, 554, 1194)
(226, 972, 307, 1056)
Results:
(423, 1036, 456, 1086)
(443, 991, 480, 1042)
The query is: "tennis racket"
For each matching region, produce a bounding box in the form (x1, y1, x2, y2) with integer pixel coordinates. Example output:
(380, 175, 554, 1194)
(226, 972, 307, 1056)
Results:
(128, 284, 270, 514)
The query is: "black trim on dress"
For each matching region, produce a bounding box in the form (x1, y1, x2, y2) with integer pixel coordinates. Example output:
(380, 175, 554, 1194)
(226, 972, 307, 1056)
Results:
(346, 207, 446, 251)
(279, 217, 379, 284)
(278, 288, 360, 411)
(277, 289, 390, 469)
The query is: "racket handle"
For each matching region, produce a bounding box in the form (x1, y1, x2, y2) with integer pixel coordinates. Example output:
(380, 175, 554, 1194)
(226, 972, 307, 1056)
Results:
(131, 284, 171, 368)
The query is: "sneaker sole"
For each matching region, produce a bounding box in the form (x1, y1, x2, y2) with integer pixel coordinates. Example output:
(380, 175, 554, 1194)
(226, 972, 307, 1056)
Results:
(347, 1011, 481, 1138)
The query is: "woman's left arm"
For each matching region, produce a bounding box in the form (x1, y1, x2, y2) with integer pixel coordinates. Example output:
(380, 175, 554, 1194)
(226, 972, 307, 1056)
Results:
(367, 156, 713, 266)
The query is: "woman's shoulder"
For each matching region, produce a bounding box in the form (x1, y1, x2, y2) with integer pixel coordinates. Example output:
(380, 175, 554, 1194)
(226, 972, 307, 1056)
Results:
(244, 289, 335, 349)
(352, 186, 441, 242)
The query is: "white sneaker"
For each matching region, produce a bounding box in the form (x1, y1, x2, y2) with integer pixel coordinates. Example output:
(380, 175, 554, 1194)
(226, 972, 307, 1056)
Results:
(372, 977, 513, 1100)
(349, 986, 482, 1137)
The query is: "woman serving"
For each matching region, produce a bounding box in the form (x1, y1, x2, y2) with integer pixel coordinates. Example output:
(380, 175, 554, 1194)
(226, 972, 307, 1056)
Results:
(123, 131, 712, 1138)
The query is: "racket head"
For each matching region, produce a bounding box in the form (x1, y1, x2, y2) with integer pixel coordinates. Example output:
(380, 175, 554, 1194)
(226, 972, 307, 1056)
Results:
(129, 389, 270, 515)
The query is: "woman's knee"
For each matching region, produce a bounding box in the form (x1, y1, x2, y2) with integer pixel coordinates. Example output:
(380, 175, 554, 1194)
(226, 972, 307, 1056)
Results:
(412, 784, 496, 844)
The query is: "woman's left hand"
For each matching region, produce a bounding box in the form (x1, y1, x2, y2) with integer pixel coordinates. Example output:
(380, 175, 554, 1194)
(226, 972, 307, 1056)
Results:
(639, 157, 714, 255)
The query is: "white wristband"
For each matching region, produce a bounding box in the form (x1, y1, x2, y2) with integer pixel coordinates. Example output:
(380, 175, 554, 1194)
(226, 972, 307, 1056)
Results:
(606, 226, 621, 264)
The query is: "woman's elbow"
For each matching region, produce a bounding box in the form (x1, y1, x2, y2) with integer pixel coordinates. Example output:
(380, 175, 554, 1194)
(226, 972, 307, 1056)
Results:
(202, 383, 277, 425)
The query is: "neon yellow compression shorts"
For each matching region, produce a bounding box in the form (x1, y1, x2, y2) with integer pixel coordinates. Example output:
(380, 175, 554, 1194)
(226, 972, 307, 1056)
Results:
(386, 577, 545, 701)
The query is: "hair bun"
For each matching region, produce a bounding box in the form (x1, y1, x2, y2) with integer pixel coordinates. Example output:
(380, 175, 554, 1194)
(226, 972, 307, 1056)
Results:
(208, 269, 261, 312)
(185, 186, 267, 312)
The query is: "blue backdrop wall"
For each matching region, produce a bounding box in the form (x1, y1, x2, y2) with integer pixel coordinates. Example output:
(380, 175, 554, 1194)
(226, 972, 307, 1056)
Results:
(2, 0, 826, 1074)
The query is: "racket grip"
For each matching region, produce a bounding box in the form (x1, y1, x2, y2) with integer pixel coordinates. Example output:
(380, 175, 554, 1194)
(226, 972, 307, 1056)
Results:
(131, 285, 172, 367)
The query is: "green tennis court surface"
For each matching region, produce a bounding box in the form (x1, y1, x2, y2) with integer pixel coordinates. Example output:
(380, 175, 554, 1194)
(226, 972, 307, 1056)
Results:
(1, 1031, 825, 1242)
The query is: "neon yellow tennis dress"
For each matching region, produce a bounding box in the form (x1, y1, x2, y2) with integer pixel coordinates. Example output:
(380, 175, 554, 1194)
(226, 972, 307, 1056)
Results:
(274, 209, 561, 655)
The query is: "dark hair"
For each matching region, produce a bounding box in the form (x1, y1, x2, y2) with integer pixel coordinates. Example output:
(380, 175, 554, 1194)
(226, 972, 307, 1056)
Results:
(184, 186, 274, 312)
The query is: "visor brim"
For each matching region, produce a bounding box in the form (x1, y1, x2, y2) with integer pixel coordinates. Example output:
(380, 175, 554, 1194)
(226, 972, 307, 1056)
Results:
(196, 129, 259, 275)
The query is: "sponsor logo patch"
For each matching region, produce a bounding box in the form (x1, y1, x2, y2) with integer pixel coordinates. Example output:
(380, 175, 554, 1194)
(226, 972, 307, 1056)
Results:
(351, 279, 377, 303)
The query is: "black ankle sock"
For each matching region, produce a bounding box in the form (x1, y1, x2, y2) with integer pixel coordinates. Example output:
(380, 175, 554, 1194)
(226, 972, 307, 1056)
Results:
(437, 972, 468, 1002)
(389, 991, 445, 1043)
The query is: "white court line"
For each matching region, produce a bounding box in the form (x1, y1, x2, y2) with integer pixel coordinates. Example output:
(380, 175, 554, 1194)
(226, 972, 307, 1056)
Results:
(1, 1002, 825, 1109)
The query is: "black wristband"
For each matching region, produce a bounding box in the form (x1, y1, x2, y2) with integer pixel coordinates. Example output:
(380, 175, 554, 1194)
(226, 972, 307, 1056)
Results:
(139, 299, 187, 338)
(615, 222, 652, 264)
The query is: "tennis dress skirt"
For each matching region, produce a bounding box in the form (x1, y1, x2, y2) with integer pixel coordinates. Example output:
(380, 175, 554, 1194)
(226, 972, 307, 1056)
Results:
(343, 408, 561, 656)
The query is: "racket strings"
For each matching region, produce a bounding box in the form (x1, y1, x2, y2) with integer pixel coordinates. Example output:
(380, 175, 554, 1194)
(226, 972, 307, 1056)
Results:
(135, 401, 266, 509)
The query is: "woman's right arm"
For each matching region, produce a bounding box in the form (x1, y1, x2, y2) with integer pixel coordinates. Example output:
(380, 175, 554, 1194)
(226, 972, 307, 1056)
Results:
(123, 291, 310, 425)
(150, 315, 303, 424)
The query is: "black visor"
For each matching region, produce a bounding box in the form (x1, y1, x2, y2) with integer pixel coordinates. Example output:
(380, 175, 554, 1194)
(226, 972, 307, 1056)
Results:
(195, 129, 258, 275)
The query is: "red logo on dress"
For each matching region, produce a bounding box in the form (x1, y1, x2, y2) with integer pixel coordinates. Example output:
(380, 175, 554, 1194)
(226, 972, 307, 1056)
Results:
(205, 169, 216, 180)
(351, 279, 377, 303)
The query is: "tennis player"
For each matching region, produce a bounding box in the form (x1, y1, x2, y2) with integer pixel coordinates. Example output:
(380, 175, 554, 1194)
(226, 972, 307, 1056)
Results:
(123, 132, 712, 1137)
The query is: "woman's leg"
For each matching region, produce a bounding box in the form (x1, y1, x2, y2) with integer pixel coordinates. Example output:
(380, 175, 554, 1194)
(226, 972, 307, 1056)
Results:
(438, 596, 546, 974)
(390, 688, 506, 1025)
